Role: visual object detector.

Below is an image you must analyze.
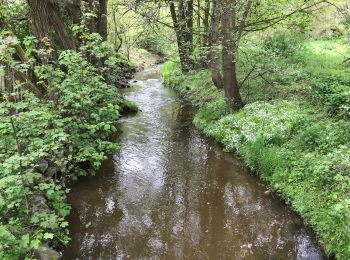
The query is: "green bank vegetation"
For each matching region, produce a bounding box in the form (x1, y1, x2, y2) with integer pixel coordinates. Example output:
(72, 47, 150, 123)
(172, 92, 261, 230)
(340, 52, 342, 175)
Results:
(162, 36, 350, 259)
(1, 0, 350, 259)
(158, 1, 350, 258)
(0, 1, 138, 258)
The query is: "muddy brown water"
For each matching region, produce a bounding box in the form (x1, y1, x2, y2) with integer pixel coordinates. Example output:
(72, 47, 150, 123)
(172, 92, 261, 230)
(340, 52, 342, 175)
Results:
(63, 66, 326, 260)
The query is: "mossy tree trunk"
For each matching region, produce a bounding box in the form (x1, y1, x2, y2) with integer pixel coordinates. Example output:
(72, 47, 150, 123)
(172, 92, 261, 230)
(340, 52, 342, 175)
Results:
(170, 0, 195, 73)
(221, 0, 244, 108)
(209, 0, 223, 89)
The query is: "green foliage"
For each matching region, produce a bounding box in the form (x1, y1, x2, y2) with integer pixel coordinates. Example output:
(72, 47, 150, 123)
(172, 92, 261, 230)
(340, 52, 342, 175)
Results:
(299, 40, 350, 119)
(0, 30, 128, 258)
(0, 97, 71, 258)
(0, 0, 31, 42)
(242, 139, 285, 179)
(263, 31, 306, 58)
(239, 39, 350, 120)
(291, 120, 348, 155)
(311, 81, 350, 118)
(161, 60, 225, 106)
(161, 60, 183, 84)
(200, 101, 308, 151)
(136, 30, 173, 57)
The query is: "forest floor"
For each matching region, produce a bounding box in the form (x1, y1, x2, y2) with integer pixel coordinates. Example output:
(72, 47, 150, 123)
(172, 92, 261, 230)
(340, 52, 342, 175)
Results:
(161, 39, 350, 260)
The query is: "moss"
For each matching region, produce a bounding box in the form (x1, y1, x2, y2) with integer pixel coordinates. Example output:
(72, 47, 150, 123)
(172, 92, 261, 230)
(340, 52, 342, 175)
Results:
(119, 99, 139, 115)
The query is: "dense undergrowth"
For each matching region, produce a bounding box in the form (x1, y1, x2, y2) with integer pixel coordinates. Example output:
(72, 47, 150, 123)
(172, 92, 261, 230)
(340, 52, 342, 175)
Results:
(0, 32, 137, 258)
(161, 39, 350, 259)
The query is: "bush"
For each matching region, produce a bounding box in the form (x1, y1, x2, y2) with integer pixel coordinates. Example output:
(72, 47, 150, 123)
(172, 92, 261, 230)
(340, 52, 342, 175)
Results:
(263, 31, 305, 58)
(311, 81, 350, 118)
(0, 33, 127, 258)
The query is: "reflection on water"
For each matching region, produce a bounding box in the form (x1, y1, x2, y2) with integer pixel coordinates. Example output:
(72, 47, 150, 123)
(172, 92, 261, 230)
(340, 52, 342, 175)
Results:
(63, 66, 326, 259)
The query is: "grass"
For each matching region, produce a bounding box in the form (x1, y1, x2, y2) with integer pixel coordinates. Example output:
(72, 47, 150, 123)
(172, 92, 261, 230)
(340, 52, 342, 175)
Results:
(161, 39, 350, 259)
(302, 41, 350, 119)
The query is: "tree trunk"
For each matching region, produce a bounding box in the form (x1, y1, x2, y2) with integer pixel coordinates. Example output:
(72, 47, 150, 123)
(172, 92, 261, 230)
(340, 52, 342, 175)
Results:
(210, 0, 223, 89)
(70, 0, 108, 39)
(26, 0, 51, 46)
(66, 0, 82, 25)
(170, 2, 186, 72)
(185, 0, 194, 65)
(170, 1, 194, 73)
(197, 0, 201, 32)
(27, 0, 75, 54)
(112, 7, 122, 52)
(97, 0, 108, 41)
(221, 0, 244, 108)
(196, 0, 210, 68)
(26, 0, 56, 64)
(202, 0, 210, 47)
(48, 2, 76, 50)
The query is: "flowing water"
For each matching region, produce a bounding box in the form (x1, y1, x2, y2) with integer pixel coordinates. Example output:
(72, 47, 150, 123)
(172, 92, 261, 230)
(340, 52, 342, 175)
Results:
(63, 66, 326, 260)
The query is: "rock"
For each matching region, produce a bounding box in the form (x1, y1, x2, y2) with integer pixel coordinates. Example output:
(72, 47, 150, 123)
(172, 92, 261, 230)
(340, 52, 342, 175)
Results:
(30, 195, 47, 213)
(34, 244, 60, 260)
(264, 190, 271, 195)
(45, 167, 57, 178)
(36, 159, 49, 174)
(155, 57, 165, 64)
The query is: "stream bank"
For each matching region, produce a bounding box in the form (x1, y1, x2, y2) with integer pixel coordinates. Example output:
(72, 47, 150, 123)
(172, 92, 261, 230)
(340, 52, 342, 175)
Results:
(161, 60, 350, 259)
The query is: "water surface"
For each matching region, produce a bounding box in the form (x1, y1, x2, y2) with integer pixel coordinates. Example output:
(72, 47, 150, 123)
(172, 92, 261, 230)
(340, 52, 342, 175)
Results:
(63, 66, 325, 259)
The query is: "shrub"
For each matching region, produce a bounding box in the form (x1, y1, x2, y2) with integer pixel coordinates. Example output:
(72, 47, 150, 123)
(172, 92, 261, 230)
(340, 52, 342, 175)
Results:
(311, 81, 350, 118)
(0, 33, 127, 258)
(263, 31, 305, 58)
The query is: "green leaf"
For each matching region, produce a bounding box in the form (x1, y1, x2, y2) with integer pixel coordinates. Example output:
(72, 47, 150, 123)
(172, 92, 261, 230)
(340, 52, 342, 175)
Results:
(103, 124, 111, 131)
(30, 239, 41, 249)
(20, 234, 30, 248)
(43, 233, 54, 240)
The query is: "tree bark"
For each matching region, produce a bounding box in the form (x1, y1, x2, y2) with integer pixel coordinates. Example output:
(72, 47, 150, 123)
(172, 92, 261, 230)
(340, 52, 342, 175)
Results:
(97, 0, 108, 41)
(197, 0, 201, 32)
(27, 0, 76, 53)
(169, 1, 194, 73)
(48, 2, 76, 50)
(26, 0, 57, 64)
(26, 0, 51, 46)
(210, 0, 223, 89)
(84, 0, 108, 39)
(221, 0, 244, 108)
(202, 0, 210, 47)
(170, 2, 183, 71)
(185, 0, 194, 63)
(66, 0, 82, 25)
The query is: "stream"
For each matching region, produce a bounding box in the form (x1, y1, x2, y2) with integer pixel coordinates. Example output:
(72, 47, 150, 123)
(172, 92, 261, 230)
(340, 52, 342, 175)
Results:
(63, 66, 326, 259)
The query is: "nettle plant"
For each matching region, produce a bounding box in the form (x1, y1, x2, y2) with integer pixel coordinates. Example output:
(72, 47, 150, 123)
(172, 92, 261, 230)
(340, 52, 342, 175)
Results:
(0, 23, 124, 259)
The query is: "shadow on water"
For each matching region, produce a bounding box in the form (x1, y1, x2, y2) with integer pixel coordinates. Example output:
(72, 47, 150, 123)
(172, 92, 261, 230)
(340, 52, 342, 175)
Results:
(63, 66, 326, 260)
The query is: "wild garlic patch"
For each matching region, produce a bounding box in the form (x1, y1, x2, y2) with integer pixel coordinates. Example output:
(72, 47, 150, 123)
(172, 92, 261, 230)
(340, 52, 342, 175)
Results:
(206, 101, 307, 152)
